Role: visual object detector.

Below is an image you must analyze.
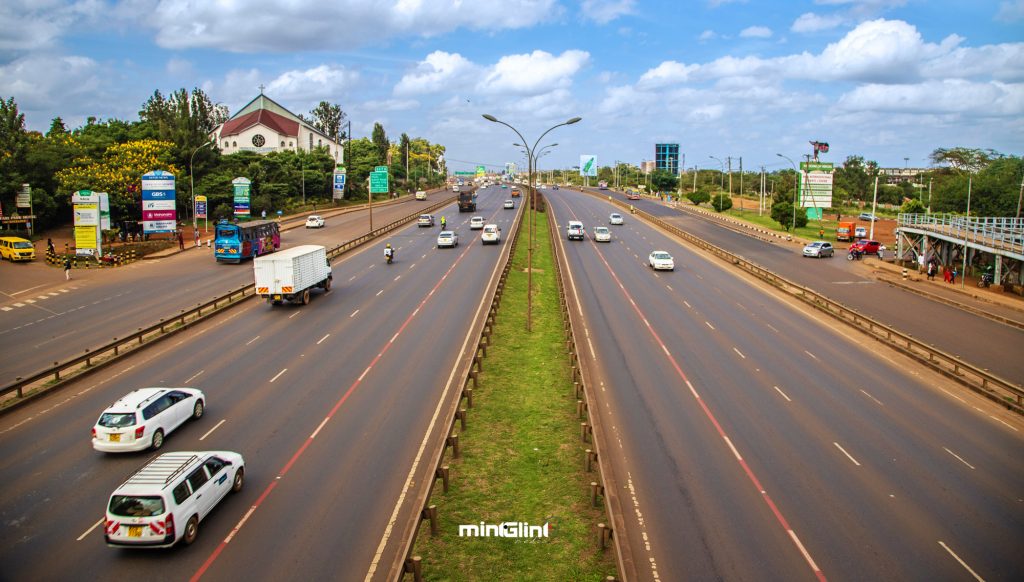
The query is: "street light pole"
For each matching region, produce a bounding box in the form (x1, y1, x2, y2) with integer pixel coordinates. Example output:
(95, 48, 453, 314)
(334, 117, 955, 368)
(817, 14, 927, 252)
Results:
(190, 139, 215, 233)
(483, 114, 581, 331)
(709, 155, 724, 210)
(776, 153, 800, 234)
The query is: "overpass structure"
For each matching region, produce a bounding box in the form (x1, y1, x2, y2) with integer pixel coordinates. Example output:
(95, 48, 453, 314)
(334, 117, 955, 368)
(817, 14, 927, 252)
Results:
(896, 213, 1024, 290)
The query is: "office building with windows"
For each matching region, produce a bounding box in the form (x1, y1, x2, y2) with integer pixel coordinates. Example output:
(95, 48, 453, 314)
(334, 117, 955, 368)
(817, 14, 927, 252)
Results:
(655, 143, 681, 175)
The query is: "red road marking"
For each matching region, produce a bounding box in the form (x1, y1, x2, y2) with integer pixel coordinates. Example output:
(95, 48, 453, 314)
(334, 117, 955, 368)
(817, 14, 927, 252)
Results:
(190, 238, 477, 581)
(555, 198, 826, 581)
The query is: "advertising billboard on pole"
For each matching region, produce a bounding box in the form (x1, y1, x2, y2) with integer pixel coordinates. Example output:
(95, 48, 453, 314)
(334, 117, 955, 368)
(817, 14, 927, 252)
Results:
(141, 170, 177, 234)
(233, 177, 252, 217)
(580, 155, 597, 177)
(798, 161, 834, 219)
(72, 189, 102, 257)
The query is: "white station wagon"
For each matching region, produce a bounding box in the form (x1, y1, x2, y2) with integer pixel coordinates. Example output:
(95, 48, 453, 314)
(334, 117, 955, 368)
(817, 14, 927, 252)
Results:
(92, 388, 205, 452)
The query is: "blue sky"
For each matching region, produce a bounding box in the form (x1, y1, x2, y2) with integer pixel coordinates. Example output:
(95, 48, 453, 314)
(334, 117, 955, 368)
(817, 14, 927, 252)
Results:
(2, 0, 1022, 173)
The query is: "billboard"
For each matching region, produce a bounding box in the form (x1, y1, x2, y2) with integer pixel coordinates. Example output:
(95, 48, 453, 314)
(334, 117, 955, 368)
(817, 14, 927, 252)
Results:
(72, 190, 102, 257)
(233, 177, 251, 217)
(798, 161, 834, 215)
(195, 195, 208, 219)
(142, 170, 177, 233)
(580, 155, 597, 177)
(333, 167, 346, 200)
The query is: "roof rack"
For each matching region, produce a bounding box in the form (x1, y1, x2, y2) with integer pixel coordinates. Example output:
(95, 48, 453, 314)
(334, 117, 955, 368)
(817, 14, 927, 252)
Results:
(121, 452, 200, 489)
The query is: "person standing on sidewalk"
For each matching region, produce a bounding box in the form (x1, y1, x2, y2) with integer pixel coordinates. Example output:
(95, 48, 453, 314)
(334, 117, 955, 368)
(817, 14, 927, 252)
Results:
(63, 256, 72, 280)
(927, 260, 936, 280)
(194, 229, 200, 248)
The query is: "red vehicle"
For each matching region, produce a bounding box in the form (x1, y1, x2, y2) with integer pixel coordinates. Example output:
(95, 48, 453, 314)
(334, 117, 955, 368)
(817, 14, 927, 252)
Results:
(848, 239, 881, 255)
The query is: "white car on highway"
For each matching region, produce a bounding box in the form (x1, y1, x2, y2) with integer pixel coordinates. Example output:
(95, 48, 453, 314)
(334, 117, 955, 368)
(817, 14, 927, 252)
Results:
(593, 226, 611, 242)
(92, 387, 205, 452)
(437, 230, 459, 248)
(418, 214, 435, 227)
(609, 213, 624, 225)
(481, 224, 501, 245)
(469, 216, 485, 230)
(305, 215, 325, 228)
(648, 251, 675, 271)
(504, 199, 515, 209)
(415, 190, 427, 200)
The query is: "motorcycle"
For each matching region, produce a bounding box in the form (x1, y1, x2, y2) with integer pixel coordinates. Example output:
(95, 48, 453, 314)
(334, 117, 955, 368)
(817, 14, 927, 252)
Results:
(847, 249, 863, 261)
(978, 271, 994, 287)
(385, 249, 394, 264)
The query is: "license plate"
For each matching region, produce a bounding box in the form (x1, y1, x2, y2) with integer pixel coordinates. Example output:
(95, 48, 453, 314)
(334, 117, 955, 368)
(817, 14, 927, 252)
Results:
(109, 433, 121, 442)
(273, 295, 282, 300)
(128, 525, 142, 537)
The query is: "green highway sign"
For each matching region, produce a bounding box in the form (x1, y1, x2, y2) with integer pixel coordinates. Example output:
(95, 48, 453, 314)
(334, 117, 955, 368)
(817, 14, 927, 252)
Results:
(370, 170, 389, 194)
(454, 171, 474, 176)
(374, 166, 388, 173)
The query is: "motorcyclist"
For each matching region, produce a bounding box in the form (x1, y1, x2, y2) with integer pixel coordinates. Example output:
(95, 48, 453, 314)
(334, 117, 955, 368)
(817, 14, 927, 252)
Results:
(385, 243, 394, 263)
(440, 216, 447, 229)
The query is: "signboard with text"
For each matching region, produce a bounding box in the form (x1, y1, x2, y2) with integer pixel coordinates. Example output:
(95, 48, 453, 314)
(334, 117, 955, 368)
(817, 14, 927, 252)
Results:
(798, 161, 834, 215)
(333, 167, 346, 200)
(17, 184, 31, 208)
(195, 195, 208, 219)
(233, 177, 251, 217)
(141, 170, 177, 233)
(72, 190, 102, 256)
(580, 155, 597, 177)
(369, 170, 389, 194)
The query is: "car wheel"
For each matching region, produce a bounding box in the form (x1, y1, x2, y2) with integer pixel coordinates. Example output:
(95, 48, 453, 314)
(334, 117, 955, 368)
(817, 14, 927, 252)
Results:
(183, 515, 199, 545)
(301, 289, 310, 305)
(193, 400, 204, 419)
(151, 429, 164, 450)
(232, 468, 245, 492)
(324, 277, 332, 292)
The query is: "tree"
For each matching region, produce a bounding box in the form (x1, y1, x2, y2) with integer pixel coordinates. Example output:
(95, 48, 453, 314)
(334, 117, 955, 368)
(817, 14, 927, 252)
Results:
(901, 198, 926, 214)
(772, 201, 795, 231)
(371, 123, 389, 166)
(650, 169, 678, 192)
(688, 189, 711, 205)
(929, 147, 999, 173)
(308, 101, 346, 141)
(711, 194, 733, 212)
(0, 96, 28, 206)
(399, 133, 410, 175)
(47, 117, 68, 137)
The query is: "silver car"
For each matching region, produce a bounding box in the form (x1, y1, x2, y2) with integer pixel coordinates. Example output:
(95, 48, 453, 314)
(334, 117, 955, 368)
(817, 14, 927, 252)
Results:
(437, 230, 459, 248)
(609, 213, 624, 225)
(593, 226, 611, 242)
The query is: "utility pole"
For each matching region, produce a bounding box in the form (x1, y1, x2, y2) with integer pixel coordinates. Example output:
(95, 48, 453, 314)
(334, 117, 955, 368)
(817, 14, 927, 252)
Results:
(727, 156, 732, 199)
(1016, 173, 1023, 219)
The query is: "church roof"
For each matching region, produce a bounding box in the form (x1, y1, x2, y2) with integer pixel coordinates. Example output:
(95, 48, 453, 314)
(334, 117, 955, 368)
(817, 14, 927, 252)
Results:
(220, 108, 299, 138)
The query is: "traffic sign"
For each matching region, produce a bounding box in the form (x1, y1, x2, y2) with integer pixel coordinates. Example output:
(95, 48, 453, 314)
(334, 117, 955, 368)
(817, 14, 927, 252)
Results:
(374, 166, 388, 173)
(370, 170, 389, 194)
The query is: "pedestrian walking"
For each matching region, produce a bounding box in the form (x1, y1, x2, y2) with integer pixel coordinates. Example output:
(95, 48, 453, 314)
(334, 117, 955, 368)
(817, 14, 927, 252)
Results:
(63, 256, 72, 280)
(927, 260, 936, 280)
(177, 230, 184, 250)
(47, 238, 55, 255)
(950, 267, 957, 285)
(194, 230, 200, 248)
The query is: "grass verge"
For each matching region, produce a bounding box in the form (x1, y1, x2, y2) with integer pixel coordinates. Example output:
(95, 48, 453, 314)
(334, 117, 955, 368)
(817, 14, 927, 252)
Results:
(413, 209, 617, 581)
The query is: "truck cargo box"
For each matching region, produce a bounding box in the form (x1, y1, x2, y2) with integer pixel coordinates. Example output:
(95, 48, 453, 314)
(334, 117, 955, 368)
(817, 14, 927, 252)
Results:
(253, 245, 332, 305)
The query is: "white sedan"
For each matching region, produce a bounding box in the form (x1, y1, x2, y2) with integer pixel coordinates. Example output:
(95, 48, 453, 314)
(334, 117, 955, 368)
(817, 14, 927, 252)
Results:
(593, 226, 611, 242)
(469, 216, 485, 230)
(648, 251, 675, 271)
(305, 215, 325, 228)
(504, 200, 515, 209)
(415, 190, 427, 200)
(437, 230, 459, 248)
(92, 387, 205, 452)
(609, 213, 624, 225)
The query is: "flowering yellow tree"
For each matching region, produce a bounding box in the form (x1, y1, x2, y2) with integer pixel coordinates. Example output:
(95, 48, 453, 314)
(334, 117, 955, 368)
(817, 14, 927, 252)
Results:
(57, 139, 179, 220)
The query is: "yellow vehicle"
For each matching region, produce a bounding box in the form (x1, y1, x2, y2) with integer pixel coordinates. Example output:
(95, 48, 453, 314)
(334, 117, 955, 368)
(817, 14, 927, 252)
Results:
(511, 188, 521, 198)
(0, 237, 35, 262)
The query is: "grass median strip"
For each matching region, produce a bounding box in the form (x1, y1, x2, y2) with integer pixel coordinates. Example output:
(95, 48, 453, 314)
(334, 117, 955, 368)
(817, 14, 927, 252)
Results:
(414, 211, 617, 580)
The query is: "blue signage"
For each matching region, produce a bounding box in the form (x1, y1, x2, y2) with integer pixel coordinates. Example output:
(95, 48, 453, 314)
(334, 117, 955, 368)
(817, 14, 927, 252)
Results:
(141, 170, 177, 234)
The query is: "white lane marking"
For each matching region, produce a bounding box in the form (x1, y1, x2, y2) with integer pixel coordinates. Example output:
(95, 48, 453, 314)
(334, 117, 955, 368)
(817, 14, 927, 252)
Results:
(358, 366, 371, 382)
(723, 436, 743, 460)
(773, 386, 792, 402)
(269, 368, 287, 383)
(859, 389, 884, 406)
(245, 335, 260, 346)
(185, 370, 204, 384)
(683, 300, 691, 308)
(733, 347, 746, 359)
(350, 309, 359, 318)
(705, 321, 715, 330)
(390, 332, 400, 344)
(310, 416, 331, 439)
(788, 530, 822, 576)
(804, 350, 818, 360)
(13, 303, 25, 307)
(349, 275, 357, 282)
(666, 285, 673, 291)
(834, 442, 861, 466)
(224, 504, 259, 544)
(376, 289, 384, 297)
(766, 323, 779, 333)
(410, 263, 416, 269)
(943, 447, 976, 470)
(77, 518, 104, 541)
(289, 311, 301, 319)
(317, 334, 330, 345)
(0, 307, 10, 312)
(989, 416, 1018, 431)
(11, 284, 47, 296)
(587, 337, 597, 360)
(200, 419, 226, 441)
(939, 541, 985, 581)
(394, 275, 401, 281)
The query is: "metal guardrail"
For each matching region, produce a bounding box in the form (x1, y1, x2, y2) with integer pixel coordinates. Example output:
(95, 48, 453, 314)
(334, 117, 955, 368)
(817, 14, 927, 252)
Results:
(545, 198, 633, 580)
(391, 192, 526, 580)
(0, 195, 459, 410)
(579, 189, 1024, 414)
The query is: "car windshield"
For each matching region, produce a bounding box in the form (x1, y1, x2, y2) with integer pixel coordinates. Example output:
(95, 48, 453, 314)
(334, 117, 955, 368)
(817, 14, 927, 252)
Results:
(595, 228, 609, 234)
(98, 412, 137, 428)
(653, 252, 671, 259)
(420, 215, 431, 220)
(12, 241, 32, 249)
(611, 214, 621, 219)
(109, 495, 165, 517)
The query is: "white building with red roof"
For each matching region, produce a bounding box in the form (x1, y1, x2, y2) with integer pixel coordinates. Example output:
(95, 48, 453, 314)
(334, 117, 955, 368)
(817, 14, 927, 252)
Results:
(212, 92, 344, 163)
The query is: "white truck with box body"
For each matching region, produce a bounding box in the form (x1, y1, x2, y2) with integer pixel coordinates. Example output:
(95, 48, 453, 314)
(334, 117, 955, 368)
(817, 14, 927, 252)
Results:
(254, 245, 332, 306)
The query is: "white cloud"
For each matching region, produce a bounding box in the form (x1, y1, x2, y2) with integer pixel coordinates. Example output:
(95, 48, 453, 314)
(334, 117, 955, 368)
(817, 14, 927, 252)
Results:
(698, 30, 716, 41)
(638, 61, 698, 88)
(996, 0, 1024, 21)
(0, 52, 112, 128)
(581, 0, 636, 24)
(708, 0, 746, 7)
(791, 12, 844, 33)
(267, 65, 360, 101)
(0, 0, 80, 51)
(478, 50, 590, 95)
(836, 80, 1024, 116)
(149, 0, 561, 52)
(395, 51, 477, 96)
(740, 26, 772, 39)
(166, 57, 193, 77)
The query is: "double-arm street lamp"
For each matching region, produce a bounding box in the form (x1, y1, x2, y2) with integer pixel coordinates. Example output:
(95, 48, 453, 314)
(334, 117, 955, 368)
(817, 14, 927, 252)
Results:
(483, 114, 582, 331)
(776, 153, 801, 235)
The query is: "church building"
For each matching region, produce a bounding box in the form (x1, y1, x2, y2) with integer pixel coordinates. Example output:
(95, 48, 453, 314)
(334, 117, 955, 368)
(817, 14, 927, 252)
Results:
(212, 91, 344, 163)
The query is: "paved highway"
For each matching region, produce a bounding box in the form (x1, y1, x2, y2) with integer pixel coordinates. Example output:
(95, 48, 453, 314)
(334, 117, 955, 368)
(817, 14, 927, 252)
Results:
(0, 190, 452, 385)
(607, 190, 1024, 383)
(0, 185, 519, 581)
(546, 187, 1023, 581)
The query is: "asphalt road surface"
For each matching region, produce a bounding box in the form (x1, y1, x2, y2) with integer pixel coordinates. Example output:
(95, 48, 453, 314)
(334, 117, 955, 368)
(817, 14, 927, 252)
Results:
(546, 187, 1023, 581)
(0, 190, 452, 385)
(0, 185, 519, 581)
(608, 190, 1024, 383)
